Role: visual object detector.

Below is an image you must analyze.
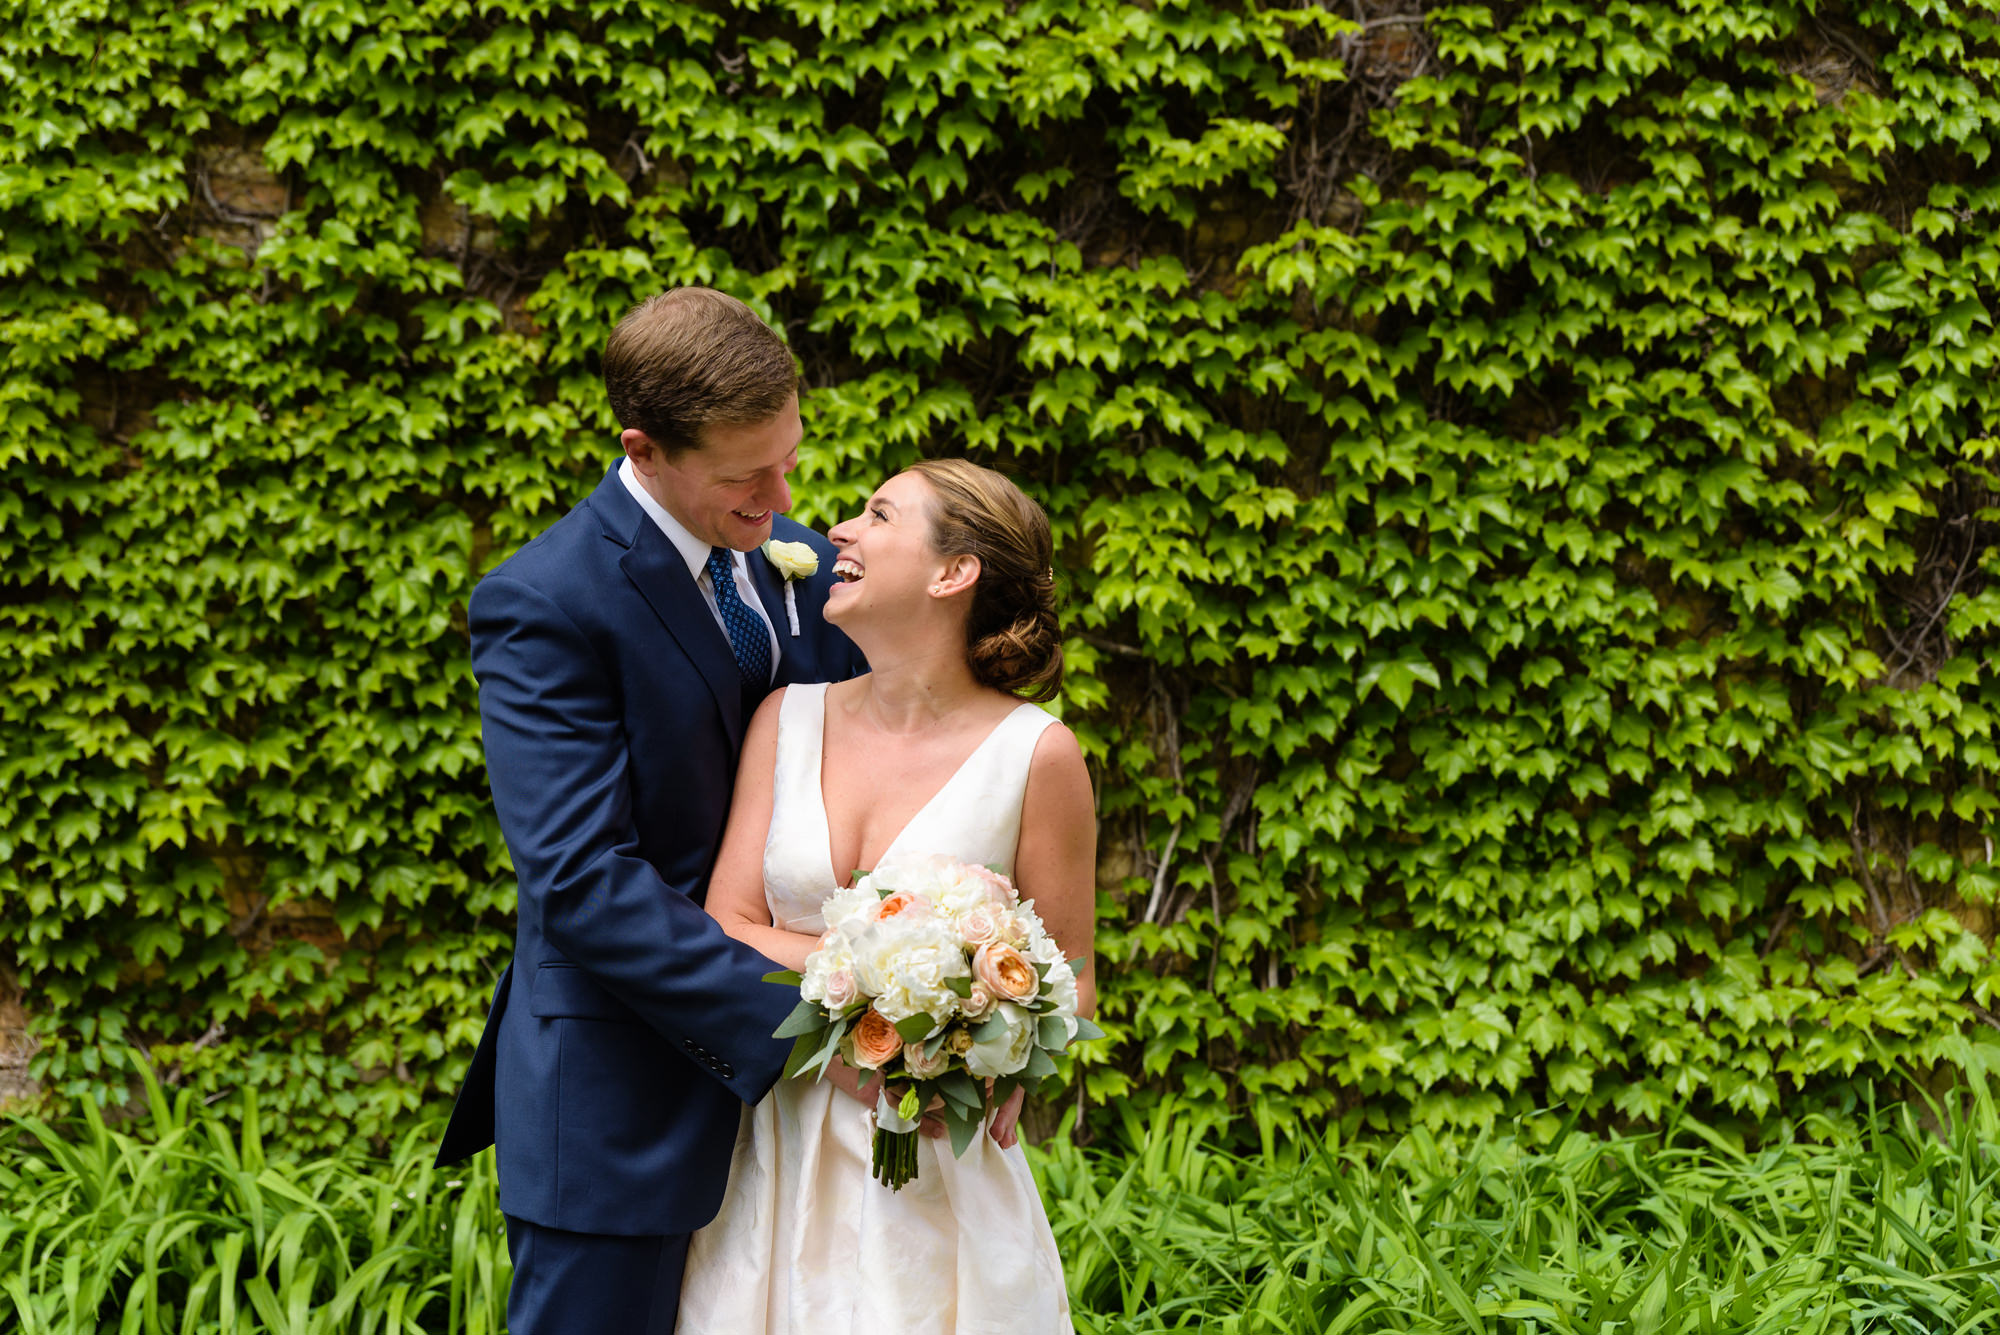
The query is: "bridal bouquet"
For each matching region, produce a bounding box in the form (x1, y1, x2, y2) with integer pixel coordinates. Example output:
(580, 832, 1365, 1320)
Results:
(765, 855, 1101, 1190)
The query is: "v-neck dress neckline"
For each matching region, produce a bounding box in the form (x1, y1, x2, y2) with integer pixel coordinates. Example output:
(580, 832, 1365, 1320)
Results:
(812, 683, 1040, 888)
(758, 681, 1057, 933)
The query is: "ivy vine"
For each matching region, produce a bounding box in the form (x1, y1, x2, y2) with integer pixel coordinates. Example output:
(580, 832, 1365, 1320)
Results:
(5, 0, 2000, 1145)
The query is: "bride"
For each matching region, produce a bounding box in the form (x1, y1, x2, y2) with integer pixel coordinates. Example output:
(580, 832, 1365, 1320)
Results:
(677, 458, 1096, 1333)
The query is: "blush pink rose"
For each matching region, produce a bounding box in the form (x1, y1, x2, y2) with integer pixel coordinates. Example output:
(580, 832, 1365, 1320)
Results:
(957, 904, 1003, 947)
(822, 969, 858, 1010)
(961, 984, 996, 1020)
(903, 1041, 950, 1079)
(972, 942, 1039, 1004)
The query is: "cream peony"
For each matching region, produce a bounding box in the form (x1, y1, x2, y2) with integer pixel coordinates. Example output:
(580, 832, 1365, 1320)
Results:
(849, 915, 970, 1024)
(1040, 957, 1079, 1042)
(1013, 902, 1062, 963)
(959, 862, 1017, 908)
(820, 884, 880, 935)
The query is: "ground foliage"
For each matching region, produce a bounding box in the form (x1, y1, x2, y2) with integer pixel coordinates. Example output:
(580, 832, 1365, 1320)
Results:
(5, 0, 2000, 1144)
(8, 1063, 2000, 1333)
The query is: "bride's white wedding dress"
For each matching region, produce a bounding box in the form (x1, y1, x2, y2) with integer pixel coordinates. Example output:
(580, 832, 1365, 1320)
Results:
(677, 682, 1074, 1334)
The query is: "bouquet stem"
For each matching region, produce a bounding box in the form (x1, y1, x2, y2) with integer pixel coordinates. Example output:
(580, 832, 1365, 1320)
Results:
(872, 1125, 918, 1190)
(871, 1086, 923, 1191)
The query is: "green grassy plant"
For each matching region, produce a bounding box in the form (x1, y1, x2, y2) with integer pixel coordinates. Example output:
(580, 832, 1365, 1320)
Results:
(9, 1062, 2000, 1332)
(1041, 1090, 2000, 1334)
(0, 1064, 507, 1335)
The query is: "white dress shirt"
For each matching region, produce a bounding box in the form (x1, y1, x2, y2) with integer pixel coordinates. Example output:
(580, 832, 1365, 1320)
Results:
(619, 456, 780, 681)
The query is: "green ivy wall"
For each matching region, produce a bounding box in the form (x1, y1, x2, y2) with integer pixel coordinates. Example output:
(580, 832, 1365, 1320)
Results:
(6, 0, 2000, 1146)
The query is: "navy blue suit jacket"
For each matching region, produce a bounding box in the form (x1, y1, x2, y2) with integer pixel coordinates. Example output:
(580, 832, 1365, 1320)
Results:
(436, 464, 866, 1237)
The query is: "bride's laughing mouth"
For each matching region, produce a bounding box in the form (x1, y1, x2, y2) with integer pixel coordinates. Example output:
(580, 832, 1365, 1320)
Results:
(832, 558, 863, 585)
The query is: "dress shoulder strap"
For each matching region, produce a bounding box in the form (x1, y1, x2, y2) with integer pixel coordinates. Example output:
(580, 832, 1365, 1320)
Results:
(965, 702, 1060, 867)
(991, 702, 1059, 774)
(771, 682, 829, 808)
(761, 682, 837, 931)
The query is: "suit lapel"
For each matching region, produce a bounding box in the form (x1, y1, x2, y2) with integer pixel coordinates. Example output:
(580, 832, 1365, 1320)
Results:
(746, 546, 793, 666)
(619, 523, 746, 748)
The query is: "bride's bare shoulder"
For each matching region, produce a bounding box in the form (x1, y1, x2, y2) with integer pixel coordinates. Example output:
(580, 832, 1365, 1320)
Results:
(737, 688, 788, 766)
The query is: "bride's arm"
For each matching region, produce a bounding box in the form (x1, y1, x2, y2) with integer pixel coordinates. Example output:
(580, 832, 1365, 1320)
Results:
(707, 688, 879, 1105)
(1014, 721, 1098, 1019)
(704, 689, 828, 974)
(988, 720, 1097, 1148)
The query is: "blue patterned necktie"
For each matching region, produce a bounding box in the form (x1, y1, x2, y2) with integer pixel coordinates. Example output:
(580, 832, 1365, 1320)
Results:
(705, 547, 772, 688)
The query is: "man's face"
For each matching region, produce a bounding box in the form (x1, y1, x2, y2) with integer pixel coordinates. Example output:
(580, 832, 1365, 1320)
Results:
(622, 394, 801, 551)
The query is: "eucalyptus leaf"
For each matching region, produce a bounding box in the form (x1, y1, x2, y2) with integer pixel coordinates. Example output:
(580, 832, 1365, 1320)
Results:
(774, 999, 827, 1040)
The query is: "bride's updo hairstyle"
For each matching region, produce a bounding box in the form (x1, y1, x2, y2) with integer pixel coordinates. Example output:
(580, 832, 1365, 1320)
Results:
(908, 459, 1063, 703)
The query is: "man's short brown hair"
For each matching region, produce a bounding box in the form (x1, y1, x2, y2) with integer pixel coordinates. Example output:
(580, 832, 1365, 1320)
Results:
(602, 288, 798, 455)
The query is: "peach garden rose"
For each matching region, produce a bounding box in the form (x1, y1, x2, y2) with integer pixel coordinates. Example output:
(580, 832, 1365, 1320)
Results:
(849, 1007, 903, 1070)
(972, 942, 1038, 1003)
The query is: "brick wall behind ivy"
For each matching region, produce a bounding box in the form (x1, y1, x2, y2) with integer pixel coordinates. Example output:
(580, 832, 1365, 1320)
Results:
(6, 0, 2000, 1144)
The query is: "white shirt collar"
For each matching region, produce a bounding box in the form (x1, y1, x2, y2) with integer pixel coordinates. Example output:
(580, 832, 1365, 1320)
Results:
(619, 456, 722, 585)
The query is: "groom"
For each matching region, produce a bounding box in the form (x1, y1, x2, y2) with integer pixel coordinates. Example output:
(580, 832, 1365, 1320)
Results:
(436, 288, 866, 1334)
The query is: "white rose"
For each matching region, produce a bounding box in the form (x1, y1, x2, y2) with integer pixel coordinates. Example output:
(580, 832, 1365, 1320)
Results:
(762, 539, 819, 581)
(964, 1001, 1037, 1079)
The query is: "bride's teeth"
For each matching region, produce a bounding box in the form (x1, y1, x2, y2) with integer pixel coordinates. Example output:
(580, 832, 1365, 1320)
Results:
(833, 559, 863, 582)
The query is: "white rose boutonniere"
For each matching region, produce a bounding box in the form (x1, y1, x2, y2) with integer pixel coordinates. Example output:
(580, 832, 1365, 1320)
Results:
(762, 539, 820, 635)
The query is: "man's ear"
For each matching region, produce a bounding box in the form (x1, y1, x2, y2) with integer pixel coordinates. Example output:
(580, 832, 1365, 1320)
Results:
(934, 554, 981, 599)
(621, 428, 661, 474)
